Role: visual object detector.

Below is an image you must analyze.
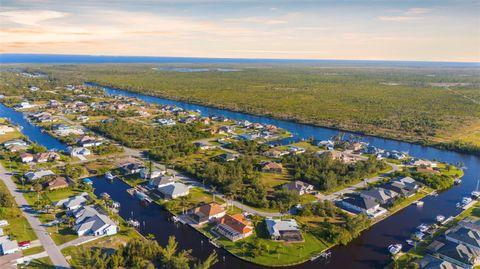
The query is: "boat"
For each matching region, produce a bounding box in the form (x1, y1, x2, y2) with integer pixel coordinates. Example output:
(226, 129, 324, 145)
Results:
(417, 224, 429, 233)
(414, 231, 425, 240)
(406, 239, 415, 246)
(436, 215, 445, 223)
(471, 180, 480, 199)
(456, 202, 462, 208)
(454, 178, 462, 185)
(462, 197, 473, 204)
(127, 219, 140, 227)
(104, 172, 115, 180)
(415, 201, 424, 206)
(388, 244, 402, 255)
(100, 192, 110, 199)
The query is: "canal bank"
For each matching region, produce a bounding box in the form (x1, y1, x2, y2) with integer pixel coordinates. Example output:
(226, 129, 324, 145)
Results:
(2, 89, 479, 269)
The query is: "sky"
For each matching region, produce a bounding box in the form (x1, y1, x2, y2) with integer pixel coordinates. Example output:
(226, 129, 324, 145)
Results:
(1, 0, 479, 62)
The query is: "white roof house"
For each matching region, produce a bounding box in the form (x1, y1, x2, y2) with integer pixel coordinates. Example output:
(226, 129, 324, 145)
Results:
(158, 182, 189, 199)
(56, 192, 89, 210)
(68, 147, 91, 157)
(24, 170, 55, 181)
(72, 205, 118, 236)
(0, 236, 19, 255)
(265, 218, 303, 242)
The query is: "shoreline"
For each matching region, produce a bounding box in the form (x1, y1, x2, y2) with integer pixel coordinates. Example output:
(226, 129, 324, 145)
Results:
(88, 82, 480, 156)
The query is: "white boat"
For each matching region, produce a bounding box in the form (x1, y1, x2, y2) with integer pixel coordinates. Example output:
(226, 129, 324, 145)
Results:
(436, 215, 445, 223)
(388, 244, 402, 255)
(415, 201, 424, 206)
(414, 231, 425, 240)
(417, 224, 429, 233)
(456, 202, 462, 208)
(104, 172, 115, 180)
(472, 180, 480, 198)
(406, 239, 414, 246)
(454, 178, 462, 185)
(128, 219, 140, 227)
(462, 197, 473, 205)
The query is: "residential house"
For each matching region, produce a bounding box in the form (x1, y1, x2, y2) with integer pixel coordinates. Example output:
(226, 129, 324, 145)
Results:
(217, 153, 239, 162)
(3, 139, 27, 148)
(0, 125, 15, 135)
(237, 120, 252, 128)
(194, 141, 215, 150)
(412, 159, 438, 168)
(158, 182, 189, 199)
(149, 175, 175, 189)
(283, 181, 314, 196)
(264, 148, 289, 158)
(359, 188, 399, 206)
(56, 193, 89, 210)
(318, 140, 334, 151)
(140, 168, 165, 179)
(44, 177, 69, 191)
(339, 194, 387, 218)
(68, 147, 91, 157)
(218, 125, 235, 134)
(189, 203, 226, 225)
(77, 136, 103, 147)
(0, 236, 19, 255)
(6, 144, 27, 152)
(288, 146, 306, 155)
(72, 205, 118, 236)
(265, 218, 303, 242)
(215, 214, 253, 241)
(261, 162, 283, 173)
(415, 256, 463, 269)
(24, 170, 55, 181)
(15, 101, 34, 109)
(382, 177, 420, 198)
(446, 220, 480, 252)
(120, 163, 145, 175)
(429, 240, 480, 269)
(35, 152, 60, 163)
(19, 153, 34, 163)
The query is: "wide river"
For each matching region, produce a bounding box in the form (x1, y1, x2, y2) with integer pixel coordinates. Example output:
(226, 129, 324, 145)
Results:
(1, 85, 478, 269)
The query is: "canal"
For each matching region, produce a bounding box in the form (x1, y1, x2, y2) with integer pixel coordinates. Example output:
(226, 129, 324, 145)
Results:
(1, 86, 479, 269)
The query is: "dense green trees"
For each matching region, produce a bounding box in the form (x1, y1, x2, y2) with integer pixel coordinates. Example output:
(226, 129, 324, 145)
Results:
(285, 153, 388, 192)
(73, 236, 217, 269)
(90, 119, 209, 162)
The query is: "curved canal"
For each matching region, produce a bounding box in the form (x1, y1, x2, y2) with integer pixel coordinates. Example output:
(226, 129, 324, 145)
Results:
(1, 86, 479, 269)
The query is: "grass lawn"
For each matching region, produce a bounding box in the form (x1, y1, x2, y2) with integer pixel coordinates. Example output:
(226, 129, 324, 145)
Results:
(22, 246, 45, 256)
(23, 256, 55, 269)
(0, 130, 23, 143)
(0, 180, 37, 242)
(24, 188, 83, 206)
(387, 187, 432, 215)
(290, 141, 321, 152)
(437, 163, 464, 178)
(201, 220, 329, 266)
(46, 224, 78, 245)
(163, 187, 225, 215)
(260, 171, 290, 190)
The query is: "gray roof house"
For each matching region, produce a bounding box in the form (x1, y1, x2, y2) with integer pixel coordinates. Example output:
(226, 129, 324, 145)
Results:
(359, 188, 399, 206)
(416, 255, 463, 269)
(283, 181, 314, 196)
(24, 170, 55, 181)
(149, 175, 175, 189)
(339, 194, 387, 218)
(432, 240, 480, 269)
(265, 218, 303, 242)
(158, 183, 189, 199)
(72, 205, 118, 236)
(446, 225, 480, 252)
(56, 192, 89, 210)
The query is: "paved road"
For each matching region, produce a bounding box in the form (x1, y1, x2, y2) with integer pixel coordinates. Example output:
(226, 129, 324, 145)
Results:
(0, 163, 71, 269)
(319, 163, 401, 201)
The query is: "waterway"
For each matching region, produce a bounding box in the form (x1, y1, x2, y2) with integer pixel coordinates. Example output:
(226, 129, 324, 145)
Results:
(1, 86, 479, 269)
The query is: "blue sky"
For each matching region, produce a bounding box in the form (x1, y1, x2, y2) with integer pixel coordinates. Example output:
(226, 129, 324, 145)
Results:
(1, 0, 479, 61)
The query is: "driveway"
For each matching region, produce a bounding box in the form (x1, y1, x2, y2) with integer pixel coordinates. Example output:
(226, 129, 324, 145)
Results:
(0, 163, 71, 269)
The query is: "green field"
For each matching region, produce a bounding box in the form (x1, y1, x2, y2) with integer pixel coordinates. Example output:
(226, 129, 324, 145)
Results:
(32, 64, 480, 154)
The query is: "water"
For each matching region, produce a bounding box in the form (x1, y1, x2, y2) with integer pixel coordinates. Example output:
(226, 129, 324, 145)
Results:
(1, 85, 479, 269)
(2, 54, 479, 68)
(0, 103, 67, 151)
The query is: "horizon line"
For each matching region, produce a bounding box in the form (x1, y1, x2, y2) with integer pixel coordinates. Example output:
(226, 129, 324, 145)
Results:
(1, 53, 479, 65)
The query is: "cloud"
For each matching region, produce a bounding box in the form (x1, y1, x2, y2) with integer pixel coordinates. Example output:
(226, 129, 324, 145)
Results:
(378, 7, 432, 22)
(0, 10, 69, 26)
